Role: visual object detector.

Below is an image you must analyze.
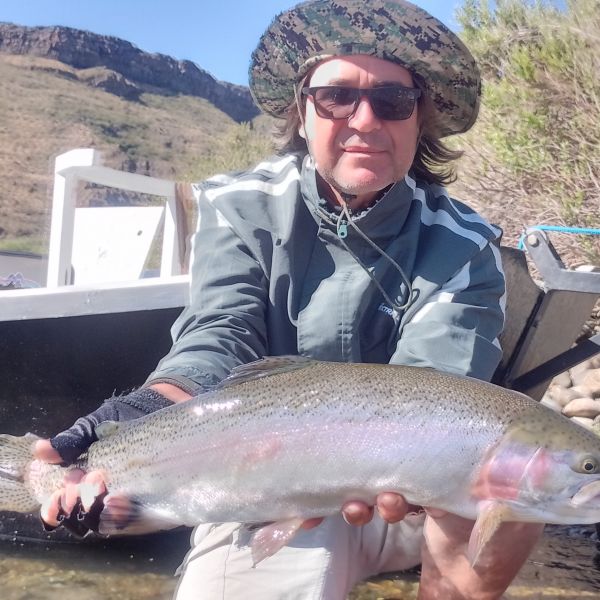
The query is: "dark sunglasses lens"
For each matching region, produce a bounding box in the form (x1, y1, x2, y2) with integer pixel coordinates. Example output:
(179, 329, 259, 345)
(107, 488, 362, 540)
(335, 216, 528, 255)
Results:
(313, 87, 358, 118)
(309, 86, 418, 120)
(370, 88, 416, 120)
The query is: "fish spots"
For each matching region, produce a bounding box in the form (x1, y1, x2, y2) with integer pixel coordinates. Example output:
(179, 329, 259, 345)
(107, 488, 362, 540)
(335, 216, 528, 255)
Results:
(125, 456, 147, 470)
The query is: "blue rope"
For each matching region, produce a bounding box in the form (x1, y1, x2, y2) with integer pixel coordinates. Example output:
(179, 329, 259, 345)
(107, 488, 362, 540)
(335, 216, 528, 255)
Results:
(517, 225, 600, 250)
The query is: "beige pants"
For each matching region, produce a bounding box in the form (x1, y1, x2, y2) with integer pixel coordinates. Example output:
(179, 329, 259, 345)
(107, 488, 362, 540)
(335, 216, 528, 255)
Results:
(174, 513, 425, 600)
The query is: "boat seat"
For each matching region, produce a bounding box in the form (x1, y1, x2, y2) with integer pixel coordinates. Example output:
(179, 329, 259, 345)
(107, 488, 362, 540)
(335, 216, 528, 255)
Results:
(69, 205, 163, 285)
(46, 148, 184, 287)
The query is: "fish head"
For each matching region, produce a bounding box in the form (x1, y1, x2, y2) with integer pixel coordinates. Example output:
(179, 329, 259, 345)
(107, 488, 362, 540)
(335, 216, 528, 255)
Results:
(472, 406, 600, 524)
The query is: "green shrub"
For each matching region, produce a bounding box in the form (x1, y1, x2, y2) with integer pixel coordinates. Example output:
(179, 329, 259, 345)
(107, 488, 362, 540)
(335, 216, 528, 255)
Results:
(188, 121, 275, 182)
(454, 0, 600, 264)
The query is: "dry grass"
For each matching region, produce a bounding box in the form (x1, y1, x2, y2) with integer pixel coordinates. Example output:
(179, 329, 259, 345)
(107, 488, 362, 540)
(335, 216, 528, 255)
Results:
(0, 54, 235, 250)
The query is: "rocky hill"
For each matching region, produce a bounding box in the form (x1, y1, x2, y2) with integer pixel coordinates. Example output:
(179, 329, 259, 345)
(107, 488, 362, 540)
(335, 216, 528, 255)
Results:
(0, 23, 258, 122)
(0, 23, 268, 251)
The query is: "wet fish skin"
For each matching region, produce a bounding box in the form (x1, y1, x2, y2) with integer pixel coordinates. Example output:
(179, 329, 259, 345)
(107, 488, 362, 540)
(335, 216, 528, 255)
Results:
(2, 356, 600, 564)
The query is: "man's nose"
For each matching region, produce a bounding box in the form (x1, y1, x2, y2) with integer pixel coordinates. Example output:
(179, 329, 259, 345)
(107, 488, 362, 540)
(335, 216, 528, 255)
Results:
(347, 96, 381, 131)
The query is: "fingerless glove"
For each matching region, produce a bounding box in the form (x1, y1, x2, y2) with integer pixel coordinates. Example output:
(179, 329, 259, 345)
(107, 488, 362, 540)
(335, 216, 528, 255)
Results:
(50, 387, 174, 464)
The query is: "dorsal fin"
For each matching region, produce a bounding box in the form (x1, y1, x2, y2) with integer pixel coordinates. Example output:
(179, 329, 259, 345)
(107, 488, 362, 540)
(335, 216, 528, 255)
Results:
(217, 355, 316, 389)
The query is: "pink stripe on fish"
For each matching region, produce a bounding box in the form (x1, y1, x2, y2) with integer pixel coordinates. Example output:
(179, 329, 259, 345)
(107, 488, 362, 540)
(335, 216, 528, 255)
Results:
(471, 444, 551, 502)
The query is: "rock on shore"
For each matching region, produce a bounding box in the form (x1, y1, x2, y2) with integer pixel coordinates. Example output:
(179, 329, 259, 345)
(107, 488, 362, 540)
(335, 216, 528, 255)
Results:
(541, 355, 600, 433)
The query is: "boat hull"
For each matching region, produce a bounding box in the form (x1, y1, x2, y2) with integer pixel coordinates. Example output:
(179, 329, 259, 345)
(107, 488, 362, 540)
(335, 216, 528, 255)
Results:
(0, 306, 183, 542)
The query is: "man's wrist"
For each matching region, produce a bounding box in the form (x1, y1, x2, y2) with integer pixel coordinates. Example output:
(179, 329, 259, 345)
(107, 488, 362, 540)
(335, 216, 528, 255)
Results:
(148, 382, 192, 403)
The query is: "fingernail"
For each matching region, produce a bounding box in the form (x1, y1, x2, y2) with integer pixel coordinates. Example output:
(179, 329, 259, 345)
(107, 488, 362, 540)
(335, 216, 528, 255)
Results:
(79, 482, 102, 512)
(341, 505, 362, 525)
(380, 493, 401, 508)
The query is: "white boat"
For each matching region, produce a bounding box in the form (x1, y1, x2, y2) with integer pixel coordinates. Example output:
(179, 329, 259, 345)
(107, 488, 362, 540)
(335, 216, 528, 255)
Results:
(0, 149, 190, 541)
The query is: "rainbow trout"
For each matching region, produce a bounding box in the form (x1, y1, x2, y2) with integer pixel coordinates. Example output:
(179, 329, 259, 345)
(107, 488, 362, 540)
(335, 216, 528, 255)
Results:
(2, 356, 600, 564)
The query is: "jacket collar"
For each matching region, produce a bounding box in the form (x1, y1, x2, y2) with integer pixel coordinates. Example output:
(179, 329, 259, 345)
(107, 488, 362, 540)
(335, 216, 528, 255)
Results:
(300, 155, 414, 242)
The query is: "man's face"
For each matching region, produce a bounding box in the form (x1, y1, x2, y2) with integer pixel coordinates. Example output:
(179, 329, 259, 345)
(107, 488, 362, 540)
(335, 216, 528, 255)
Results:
(300, 55, 420, 209)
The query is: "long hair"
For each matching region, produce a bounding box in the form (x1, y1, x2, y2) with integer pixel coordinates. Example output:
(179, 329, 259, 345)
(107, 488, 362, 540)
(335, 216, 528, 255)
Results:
(274, 72, 463, 187)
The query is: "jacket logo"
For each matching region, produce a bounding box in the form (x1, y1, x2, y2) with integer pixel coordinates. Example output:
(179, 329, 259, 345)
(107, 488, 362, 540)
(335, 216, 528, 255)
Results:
(377, 303, 394, 317)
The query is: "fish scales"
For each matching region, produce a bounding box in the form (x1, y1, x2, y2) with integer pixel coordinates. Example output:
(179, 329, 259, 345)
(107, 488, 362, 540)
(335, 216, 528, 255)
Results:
(67, 361, 599, 520)
(2, 356, 600, 563)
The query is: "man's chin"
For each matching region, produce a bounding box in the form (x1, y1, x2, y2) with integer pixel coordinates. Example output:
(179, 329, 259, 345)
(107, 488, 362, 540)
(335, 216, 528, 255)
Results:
(316, 165, 397, 207)
(332, 173, 392, 198)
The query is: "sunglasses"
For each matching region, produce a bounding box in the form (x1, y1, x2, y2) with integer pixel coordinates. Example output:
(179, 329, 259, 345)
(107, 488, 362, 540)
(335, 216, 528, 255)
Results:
(301, 85, 422, 121)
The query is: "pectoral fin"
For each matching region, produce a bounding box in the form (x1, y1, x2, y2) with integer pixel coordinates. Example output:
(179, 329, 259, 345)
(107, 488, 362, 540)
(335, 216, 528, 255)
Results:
(250, 517, 305, 566)
(468, 501, 515, 567)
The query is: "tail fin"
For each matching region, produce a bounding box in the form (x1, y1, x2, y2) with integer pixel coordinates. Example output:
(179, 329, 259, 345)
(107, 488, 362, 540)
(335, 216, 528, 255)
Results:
(0, 433, 41, 512)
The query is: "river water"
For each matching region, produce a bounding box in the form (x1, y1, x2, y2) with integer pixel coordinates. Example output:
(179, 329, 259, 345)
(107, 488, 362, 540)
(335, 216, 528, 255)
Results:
(1, 525, 599, 599)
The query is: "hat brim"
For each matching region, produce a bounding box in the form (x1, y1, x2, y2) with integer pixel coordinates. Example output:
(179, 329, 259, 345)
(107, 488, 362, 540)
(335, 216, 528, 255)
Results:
(249, 0, 480, 136)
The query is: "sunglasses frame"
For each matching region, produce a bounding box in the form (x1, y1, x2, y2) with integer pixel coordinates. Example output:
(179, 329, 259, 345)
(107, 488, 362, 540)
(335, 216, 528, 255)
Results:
(301, 85, 422, 121)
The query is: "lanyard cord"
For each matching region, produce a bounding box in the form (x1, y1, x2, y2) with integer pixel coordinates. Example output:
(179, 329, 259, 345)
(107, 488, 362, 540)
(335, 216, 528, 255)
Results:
(332, 200, 414, 313)
(295, 83, 413, 314)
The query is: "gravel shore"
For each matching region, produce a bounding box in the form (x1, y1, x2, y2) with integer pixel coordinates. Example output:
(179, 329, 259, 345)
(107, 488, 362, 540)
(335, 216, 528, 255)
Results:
(541, 309, 600, 431)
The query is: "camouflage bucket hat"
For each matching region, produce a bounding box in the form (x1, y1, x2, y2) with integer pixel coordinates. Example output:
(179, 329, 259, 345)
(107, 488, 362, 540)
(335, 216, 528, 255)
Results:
(249, 0, 480, 136)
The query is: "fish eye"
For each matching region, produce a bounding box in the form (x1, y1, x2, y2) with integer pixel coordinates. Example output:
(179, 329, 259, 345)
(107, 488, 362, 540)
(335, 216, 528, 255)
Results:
(581, 457, 599, 474)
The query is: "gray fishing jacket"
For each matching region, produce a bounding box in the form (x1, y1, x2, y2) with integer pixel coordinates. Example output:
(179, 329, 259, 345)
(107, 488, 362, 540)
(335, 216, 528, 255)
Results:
(147, 153, 505, 393)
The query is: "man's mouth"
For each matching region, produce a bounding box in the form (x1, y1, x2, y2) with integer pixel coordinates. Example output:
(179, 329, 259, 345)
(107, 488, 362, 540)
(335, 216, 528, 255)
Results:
(342, 146, 384, 154)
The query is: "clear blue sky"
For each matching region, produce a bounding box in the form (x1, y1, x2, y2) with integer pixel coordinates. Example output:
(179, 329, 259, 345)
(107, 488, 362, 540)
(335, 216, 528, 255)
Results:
(0, 0, 465, 86)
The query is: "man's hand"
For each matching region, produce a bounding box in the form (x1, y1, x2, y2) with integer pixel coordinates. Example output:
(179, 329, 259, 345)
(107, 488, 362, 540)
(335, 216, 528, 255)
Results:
(34, 439, 107, 529)
(35, 384, 185, 531)
(304, 494, 542, 600)
(302, 492, 415, 529)
(418, 511, 544, 600)
(343, 492, 414, 525)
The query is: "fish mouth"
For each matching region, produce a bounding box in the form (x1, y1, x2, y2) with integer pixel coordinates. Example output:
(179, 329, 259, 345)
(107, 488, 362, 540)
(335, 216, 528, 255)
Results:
(571, 480, 600, 507)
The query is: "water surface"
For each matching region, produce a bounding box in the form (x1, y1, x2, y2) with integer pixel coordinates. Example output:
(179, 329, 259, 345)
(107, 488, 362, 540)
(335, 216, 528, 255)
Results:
(2, 525, 599, 599)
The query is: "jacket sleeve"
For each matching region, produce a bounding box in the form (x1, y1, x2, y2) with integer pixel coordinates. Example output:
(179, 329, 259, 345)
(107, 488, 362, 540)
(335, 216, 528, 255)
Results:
(145, 186, 269, 392)
(390, 241, 505, 382)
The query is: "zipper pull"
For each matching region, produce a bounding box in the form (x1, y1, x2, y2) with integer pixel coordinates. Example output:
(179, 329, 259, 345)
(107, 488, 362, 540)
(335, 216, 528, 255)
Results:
(337, 221, 348, 239)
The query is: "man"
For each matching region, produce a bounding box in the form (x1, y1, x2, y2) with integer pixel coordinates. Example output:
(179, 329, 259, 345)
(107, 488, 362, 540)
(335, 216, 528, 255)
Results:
(35, 1, 543, 598)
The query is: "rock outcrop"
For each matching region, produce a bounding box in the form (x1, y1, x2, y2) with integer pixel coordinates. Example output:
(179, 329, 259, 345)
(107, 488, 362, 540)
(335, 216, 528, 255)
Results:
(0, 22, 259, 122)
